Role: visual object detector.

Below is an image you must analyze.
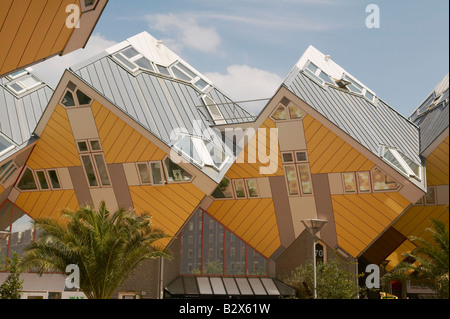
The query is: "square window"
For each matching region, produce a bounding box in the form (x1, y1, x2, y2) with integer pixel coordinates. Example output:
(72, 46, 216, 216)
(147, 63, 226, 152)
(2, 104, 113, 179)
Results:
(90, 140, 101, 151)
(295, 151, 308, 163)
(77, 141, 89, 152)
(282, 152, 294, 164)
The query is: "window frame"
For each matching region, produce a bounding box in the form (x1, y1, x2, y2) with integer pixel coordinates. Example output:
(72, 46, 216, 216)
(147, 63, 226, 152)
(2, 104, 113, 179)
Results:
(202, 95, 227, 125)
(0, 160, 18, 186)
(78, 139, 112, 189)
(245, 178, 260, 199)
(60, 87, 93, 108)
(381, 146, 422, 182)
(371, 167, 402, 193)
(6, 75, 42, 96)
(163, 156, 194, 184)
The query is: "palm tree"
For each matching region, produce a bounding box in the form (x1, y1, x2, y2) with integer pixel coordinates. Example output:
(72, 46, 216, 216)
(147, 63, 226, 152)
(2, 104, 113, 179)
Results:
(20, 201, 171, 299)
(383, 218, 449, 299)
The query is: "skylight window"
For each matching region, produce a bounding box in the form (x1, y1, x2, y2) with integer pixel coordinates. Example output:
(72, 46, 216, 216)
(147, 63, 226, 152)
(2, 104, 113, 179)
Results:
(202, 95, 227, 125)
(303, 61, 335, 86)
(6, 75, 41, 96)
(0, 135, 15, 156)
(336, 74, 376, 102)
(113, 47, 154, 73)
(382, 146, 422, 181)
(174, 135, 231, 172)
(170, 61, 210, 91)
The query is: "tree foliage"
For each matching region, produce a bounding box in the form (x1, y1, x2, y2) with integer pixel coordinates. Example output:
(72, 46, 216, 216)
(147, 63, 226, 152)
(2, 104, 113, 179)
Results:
(0, 252, 24, 299)
(383, 218, 449, 299)
(20, 201, 171, 299)
(284, 258, 363, 299)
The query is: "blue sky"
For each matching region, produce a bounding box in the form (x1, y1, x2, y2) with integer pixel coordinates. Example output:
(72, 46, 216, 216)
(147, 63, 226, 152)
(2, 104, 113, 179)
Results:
(35, 0, 449, 117)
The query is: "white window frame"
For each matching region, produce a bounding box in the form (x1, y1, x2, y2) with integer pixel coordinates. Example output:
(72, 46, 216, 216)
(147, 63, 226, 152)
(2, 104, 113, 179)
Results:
(113, 47, 155, 73)
(382, 146, 422, 181)
(202, 95, 227, 125)
(6, 75, 41, 95)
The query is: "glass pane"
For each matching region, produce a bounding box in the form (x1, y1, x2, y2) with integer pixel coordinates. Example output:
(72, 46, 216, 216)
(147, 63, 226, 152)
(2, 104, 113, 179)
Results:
(233, 180, 247, 198)
(225, 230, 246, 276)
(272, 105, 287, 120)
(176, 136, 202, 165)
(62, 90, 76, 107)
(284, 165, 299, 196)
(372, 168, 399, 191)
(48, 170, 61, 189)
(76, 90, 92, 105)
(343, 172, 356, 193)
(0, 161, 13, 176)
(156, 65, 171, 76)
(90, 140, 101, 151)
(77, 141, 89, 152)
(180, 210, 203, 275)
(383, 149, 407, 175)
(17, 168, 37, 191)
(306, 61, 318, 74)
(114, 53, 137, 71)
(164, 158, 192, 182)
(211, 177, 234, 199)
(298, 164, 313, 195)
(135, 57, 153, 71)
(84, 0, 95, 7)
(0, 164, 17, 185)
(81, 155, 98, 187)
(19, 76, 40, 89)
(288, 103, 306, 119)
(121, 47, 139, 59)
(425, 187, 436, 205)
(365, 90, 375, 101)
(319, 72, 335, 85)
(36, 171, 49, 190)
(93, 154, 111, 186)
(0, 137, 12, 153)
(399, 152, 421, 177)
(194, 78, 209, 90)
(171, 66, 192, 82)
(246, 179, 259, 198)
(175, 62, 197, 79)
(150, 162, 164, 185)
(246, 246, 268, 276)
(357, 172, 371, 193)
(202, 214, 223, 276)
(282, 152, 294, 163)
(204, 139, 228, 169)
(137, 163, 151, 184)
(296, 152, 307, 162)
(8, 83, 24, 94)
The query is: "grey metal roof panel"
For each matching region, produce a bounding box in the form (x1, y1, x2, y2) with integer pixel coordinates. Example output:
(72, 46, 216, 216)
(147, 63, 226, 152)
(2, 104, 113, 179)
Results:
(1, 74, 52, 153)
(71, 55, 239, 182)
(284, 67, 422, 165)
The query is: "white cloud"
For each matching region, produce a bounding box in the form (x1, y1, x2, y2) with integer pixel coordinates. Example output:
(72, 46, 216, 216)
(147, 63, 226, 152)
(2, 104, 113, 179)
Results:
(146, 13, 222, 54)
(31, 33, 117, 89)
(205, 65, 284, 116)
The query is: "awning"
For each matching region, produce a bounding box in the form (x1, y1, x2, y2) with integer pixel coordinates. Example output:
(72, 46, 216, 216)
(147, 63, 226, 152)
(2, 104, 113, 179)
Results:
(0, 273, 66, 292)
(164, 276, 296, 299)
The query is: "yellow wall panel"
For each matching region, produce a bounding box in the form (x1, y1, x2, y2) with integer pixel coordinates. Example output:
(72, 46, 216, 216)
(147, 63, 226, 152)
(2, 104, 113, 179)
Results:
(332, 192, 410, 257)
(385, 240, 417, 272)
(92, 102, 169, 164)
(426, 137, 449, 186)
(14, 190, 78, 221)
(27, 105, 80, 169)
(129, 183, 204, 248)
(207, 198, 280, 258)
(1, 0, 46, 73)
(304, 117, 375, 174)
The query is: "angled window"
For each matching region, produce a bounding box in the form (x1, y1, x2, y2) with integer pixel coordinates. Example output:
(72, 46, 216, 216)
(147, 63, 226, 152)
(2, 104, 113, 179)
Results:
(303, 61, 335, 86)
(342, 74, 363, 94)
(164, 158, 192, 183)
(212, 177, 234, 199)
(343, 172, 357, 193)
(6, 74, 41, 96)
(202, 95, 226, 125)
(246, 179, 259, 198)
(371, 167, 400, 191)
(0, 160, 17, 186)
(155, 64, 171, 76)
(113, 47, 154, 73)
(17, 168, 38, 191)
(78, 139, 111, 188)
(382, 146, 422, 181)
(174, 134, 230, 171)
(7, 70, 27, 80)
(233, 179, 247, 198)
(61, 86, 92, 108)
(0, 135, 15, 156)
(81, 0, 98, 11)
(271, 103, 306, 121)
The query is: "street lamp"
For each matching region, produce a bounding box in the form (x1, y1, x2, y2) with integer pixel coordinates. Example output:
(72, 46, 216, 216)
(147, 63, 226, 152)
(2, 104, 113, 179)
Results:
(302, 219, 327, 299)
